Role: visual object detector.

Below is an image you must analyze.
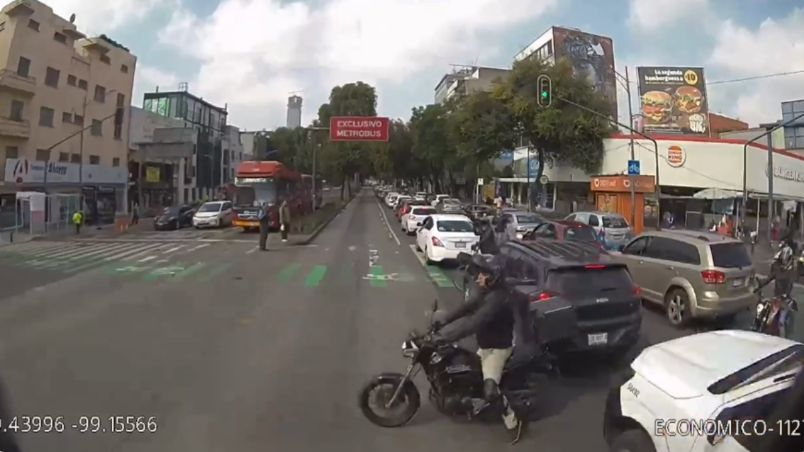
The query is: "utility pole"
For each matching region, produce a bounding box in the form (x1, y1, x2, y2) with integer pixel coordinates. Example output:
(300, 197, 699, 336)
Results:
(767, 131, 774, 243)
(625, 66, 637, 229)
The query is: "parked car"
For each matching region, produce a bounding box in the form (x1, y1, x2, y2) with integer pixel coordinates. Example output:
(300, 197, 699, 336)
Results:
(384, 192, 400, 208)
(401, 206, 437, 234)
(495, 211, 546, 240)
(430, 194, 451, 208)
(436, 198, 463, 213)
(499, 239, 641, 356)
(612, 230, 755, 327)
(391, 195, 411, 211)
(414, 191, 428, 201)
(604, 330, 802, 452)
(566, 211, 633, 251)
(415, 214, 478, 264)
(193, 201, 234, 228)
(154, 205, 195, 231)
(463, 204, 494, 222)
(523, 220, 604, 250)
(396, 198, 428, 220)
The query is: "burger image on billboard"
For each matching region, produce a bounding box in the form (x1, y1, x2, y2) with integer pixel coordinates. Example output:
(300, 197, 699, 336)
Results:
(641, 91, 673, 124)
(674, 86, 703, 114)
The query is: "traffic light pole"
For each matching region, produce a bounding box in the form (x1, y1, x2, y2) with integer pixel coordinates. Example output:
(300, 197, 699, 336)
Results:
(555, 95, 662, 230)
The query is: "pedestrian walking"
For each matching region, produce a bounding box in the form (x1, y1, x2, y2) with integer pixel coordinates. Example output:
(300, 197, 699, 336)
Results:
(72, 210, 83, 235)
(279, 199, 291, 243)
(258, 203, 270, 251)
(131, 203, 139, 225)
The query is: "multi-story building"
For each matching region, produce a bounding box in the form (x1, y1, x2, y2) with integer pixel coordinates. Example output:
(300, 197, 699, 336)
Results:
(141, 84, 227, 201)
(0, 0, 135, 224)
(782, 99, 804, 151)
(222, 124, 242, 182)
(286, 95, 301, 129)
(708, 112, 748, 135)
(239, 130, 268, 161)
(433, 66, 510, 105)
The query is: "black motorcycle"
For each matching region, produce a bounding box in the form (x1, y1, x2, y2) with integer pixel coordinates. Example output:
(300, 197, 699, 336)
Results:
(752, 275, 798, 339)
(358, 300, 557, 428)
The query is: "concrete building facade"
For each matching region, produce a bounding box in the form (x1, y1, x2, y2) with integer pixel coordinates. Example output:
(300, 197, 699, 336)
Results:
(0, 0, 136, 222)
(286, 95, 301, 129)
(434, 66, 510, 105)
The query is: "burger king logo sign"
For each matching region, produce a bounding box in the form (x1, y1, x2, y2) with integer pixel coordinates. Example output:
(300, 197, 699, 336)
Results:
(667, 145, 685, 167)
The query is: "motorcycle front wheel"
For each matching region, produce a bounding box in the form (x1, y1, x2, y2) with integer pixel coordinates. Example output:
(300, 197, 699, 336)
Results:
(359, 376, 421, 427)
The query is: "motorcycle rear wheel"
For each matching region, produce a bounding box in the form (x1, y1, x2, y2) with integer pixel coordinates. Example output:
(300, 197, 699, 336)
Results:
(359, 377, 421, 427)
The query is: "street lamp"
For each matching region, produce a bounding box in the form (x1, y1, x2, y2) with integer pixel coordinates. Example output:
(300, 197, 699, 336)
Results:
(78, 89, 118, 185)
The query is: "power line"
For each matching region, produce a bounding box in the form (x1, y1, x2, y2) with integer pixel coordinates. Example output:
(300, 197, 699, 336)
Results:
(708, 69, 804, 85)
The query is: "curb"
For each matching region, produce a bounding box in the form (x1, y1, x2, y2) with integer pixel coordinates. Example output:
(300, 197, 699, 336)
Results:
(292, 195, 356, 246)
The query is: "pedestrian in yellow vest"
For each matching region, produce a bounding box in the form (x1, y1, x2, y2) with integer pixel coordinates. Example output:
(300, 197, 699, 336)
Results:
(72, 211, 83, 235)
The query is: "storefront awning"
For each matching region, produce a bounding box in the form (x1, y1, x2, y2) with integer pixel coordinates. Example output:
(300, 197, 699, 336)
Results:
(748, 192, 804, 203)
(693, 188, 743, 200)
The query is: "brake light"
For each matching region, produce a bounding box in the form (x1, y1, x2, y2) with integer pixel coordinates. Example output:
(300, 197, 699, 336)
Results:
(701, 270, 726, 284)
(529, 291, 556, 303)
(432, 237, 444, 247)
(633, 285, 641, 297)
(585, 264, 606, 270)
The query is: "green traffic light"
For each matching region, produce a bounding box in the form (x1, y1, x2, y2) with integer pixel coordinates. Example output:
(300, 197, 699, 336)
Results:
(540, 91, 548, 99)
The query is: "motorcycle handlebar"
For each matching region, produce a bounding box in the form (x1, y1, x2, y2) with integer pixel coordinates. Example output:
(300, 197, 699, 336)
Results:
(753, 275, 776, 294)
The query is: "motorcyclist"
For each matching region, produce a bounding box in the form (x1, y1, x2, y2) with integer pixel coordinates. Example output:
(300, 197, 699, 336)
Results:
(473, 219, 499, 255)
(772, 229, 798, 299)
(431, 254, 524, 444)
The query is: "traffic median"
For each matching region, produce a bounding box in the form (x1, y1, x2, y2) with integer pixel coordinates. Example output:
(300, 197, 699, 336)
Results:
(290, 195, 355, 245)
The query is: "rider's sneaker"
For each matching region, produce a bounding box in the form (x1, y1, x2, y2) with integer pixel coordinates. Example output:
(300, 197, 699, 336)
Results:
(506, 420, 524, 444)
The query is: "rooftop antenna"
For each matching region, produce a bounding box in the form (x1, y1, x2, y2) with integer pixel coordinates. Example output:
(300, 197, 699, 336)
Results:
(69, 13, 75, 23)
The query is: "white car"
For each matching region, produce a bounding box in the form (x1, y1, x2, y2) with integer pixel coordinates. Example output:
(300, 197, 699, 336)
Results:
(415, 192, 428, 201)
(193, 201, 234, 228)
(415, 214, 478, 264)
(384, 192, 399, 208)
(393, 195, 412, 210)
(401, 206, 437, 235)
(603, 330, 802, 452)
(430, 194, 450, 208)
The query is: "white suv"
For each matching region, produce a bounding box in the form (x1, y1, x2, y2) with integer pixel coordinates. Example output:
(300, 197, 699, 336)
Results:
(603, 330, 802, 452)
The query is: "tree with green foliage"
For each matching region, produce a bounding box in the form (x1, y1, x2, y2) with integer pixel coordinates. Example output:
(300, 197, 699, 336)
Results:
(316, 81, 378, 199)
(497, 57, 614, 207)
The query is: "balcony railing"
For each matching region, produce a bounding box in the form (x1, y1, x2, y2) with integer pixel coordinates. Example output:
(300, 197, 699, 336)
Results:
(0, 116, 30, 138)
(0, 69, 35, 95)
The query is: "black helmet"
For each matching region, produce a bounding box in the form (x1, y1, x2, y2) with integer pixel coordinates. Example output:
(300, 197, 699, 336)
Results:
(470, 254, 505, 286)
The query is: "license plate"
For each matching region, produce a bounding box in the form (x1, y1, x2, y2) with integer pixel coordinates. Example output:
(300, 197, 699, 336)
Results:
(455, 242, 465, 248)
(732, 278, 743, 288)
(588, 333, 608, 346)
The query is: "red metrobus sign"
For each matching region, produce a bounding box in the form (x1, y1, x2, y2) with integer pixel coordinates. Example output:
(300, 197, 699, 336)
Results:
(329, 116, 390, 142)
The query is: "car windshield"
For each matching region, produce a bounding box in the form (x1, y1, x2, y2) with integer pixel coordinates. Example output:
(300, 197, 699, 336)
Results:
(412, 208, 436, 215)
(545, 266, 633, 297)
(444, 198, 461, 204)
(437, 220, 473, 232)
(199, 203, 222, 213)
(516, 214, 541, 224)
(602, 216, 628, 228)
(565, 226, 597, 242)
(710, 242, 752, 268)
(161, 207, 179, 216)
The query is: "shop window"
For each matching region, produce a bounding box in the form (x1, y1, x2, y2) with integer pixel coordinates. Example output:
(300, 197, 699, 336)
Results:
(70, 153, 80, 163)
(10, 100, 23, 121)
(38, 106, 54, 127)
(112, 157, 120, 167)
(16, 57, 30, 77)
(35, 149, 50, 162)
(89, 155, 100, 165)
(6, 146, 18, 159)
(45, 67, 60, 88)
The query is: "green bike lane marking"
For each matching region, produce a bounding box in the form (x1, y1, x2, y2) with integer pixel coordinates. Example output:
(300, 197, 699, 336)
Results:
(368, 265, 387, 288)
(304, 265, 328, 288)
(277, 263, 301, 283)
(426, 264, 455, 288)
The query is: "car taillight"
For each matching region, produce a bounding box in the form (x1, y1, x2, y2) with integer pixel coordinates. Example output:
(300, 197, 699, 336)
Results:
(632, 285, 641, 297)
(432, 237, 444, 247)
(529, 291, 556, 303)
(701, 270, 726, 284)
(585, 264, 606, 269)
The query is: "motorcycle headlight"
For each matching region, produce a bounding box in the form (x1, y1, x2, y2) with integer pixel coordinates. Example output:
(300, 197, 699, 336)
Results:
(430, 353, 442, 364)
(401, 340, 418, 358)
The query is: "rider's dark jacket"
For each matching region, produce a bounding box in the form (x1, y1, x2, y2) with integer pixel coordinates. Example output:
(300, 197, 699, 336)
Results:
(438, 286, 514, 349)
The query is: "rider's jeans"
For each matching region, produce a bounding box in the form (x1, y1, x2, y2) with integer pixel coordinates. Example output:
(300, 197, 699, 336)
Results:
(477, 348, 518, 429)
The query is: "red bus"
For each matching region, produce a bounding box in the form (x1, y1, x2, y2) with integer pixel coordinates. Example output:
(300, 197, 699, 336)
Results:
(232, 161, 309, 231)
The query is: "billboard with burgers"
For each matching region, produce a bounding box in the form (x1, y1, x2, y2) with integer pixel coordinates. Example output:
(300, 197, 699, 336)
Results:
(637, 66, 708, 135)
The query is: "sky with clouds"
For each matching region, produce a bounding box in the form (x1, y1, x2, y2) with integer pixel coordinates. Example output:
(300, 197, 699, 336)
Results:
(44, 0, 804, 131)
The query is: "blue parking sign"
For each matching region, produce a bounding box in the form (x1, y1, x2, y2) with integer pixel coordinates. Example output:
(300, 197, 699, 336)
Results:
(627, 160, 640, 176)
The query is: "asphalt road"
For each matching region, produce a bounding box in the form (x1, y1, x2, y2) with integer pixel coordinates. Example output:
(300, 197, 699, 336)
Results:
(0, 188, 802, 451)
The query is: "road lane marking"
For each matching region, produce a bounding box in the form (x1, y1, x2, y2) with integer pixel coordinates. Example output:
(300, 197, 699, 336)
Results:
(304, 265, 328, 287)
(376, 199, 400, 246)
(367, 265, 387, 288)
(137, 255, 157, 263)
(277, 263, 301, 283)
(408, 244, 456, 289)
(187, 244, 210, 252)
(173, 262, 207, 280)
(163, 246, 184, 254)
(245, 246, 258, 255)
